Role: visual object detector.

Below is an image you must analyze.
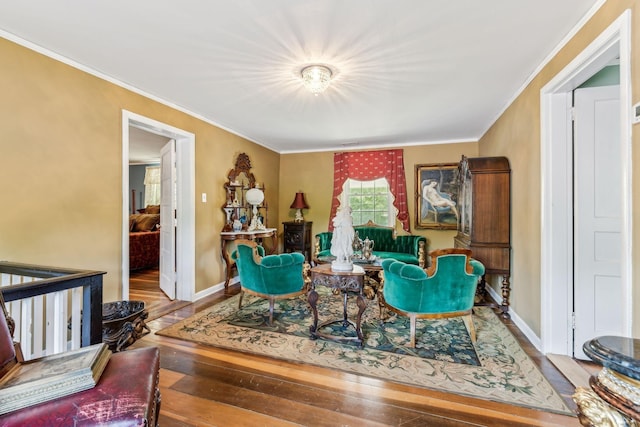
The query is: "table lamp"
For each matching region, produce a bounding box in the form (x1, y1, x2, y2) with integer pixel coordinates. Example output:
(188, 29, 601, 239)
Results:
(246, 187, 265, 231)
(290, 192, 309, 222)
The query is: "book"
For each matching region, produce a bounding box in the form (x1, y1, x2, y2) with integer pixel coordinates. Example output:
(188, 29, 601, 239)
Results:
(0, 342, 111, 415)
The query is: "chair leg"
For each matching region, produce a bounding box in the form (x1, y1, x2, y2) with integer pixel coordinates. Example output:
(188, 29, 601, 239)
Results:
(268, 298, 275, 325)
(409, 315, 416, 348)
(463, 314, 476, 342)
(378, 300, 385, 324)
(238, 290, 244, 309)
(377, 292, 387, 324)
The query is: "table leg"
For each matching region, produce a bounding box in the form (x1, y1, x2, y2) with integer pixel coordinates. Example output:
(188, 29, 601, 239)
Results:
(355, 294, 366, 346)
(341, 291, 349, 328)
(308, 288, 319, 338)
(220, 239, 234, 289)
(500, 275, 511, 319)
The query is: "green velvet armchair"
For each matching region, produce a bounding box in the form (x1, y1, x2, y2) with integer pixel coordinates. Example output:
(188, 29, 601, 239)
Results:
(380, 249, 485, 347)
(231, 239, 306, 325)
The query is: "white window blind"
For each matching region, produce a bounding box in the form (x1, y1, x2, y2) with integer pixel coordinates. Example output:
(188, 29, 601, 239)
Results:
(143, 166, 161, 206)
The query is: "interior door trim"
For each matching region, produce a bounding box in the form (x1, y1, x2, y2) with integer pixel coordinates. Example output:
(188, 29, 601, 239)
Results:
(122, 110, 196, 302)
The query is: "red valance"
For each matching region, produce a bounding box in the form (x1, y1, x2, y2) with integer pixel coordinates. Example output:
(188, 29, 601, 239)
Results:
(329, 149, 410, 232)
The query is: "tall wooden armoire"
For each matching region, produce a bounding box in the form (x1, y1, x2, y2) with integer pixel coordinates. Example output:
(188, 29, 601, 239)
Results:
(454, 156, 511, 318)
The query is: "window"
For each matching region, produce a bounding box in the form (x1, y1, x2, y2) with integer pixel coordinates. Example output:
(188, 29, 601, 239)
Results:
(341, 178, 394, 226)
(330, 149, 410, 232)
(143, 166, 161, 206)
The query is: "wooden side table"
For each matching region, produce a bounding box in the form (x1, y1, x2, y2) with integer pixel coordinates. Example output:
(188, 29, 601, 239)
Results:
(282, 221, 312, 262)
(308, 264, 366, 347)
(220, 228, 278, 289)
(573, 336, 640, 426)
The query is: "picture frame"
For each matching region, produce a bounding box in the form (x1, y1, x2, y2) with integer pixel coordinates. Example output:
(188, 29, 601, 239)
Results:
(415, 163, 460, 230)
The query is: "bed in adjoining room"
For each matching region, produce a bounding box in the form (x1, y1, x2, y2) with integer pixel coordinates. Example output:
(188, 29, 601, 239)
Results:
(129, 206, 160, 271)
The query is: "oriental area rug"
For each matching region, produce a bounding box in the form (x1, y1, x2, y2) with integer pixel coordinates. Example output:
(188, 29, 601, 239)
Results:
(156, 288, 573, 415)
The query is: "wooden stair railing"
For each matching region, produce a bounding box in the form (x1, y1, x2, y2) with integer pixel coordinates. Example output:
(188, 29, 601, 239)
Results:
(0, 261, 105, 360)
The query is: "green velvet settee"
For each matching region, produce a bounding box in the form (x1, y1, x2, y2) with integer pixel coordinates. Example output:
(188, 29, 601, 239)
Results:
(314, 220, 427, 267)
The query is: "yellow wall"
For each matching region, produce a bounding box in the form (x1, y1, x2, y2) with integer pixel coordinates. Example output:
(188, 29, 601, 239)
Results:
(0, 37, 279, 302)
(278, 142, 478, 251)
(479, 1, 640, 336)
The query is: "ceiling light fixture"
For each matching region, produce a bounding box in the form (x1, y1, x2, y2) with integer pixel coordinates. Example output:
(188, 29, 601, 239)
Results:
(301, 65, 333, 95)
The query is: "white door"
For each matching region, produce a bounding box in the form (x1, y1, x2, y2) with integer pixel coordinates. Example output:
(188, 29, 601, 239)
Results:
(573, 85, 622, 359)
(159, 139, 176, 300)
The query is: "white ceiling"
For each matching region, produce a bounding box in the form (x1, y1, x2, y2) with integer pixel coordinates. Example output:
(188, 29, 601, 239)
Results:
(0, 1, 602, 154)
(128, 127, 170, 164)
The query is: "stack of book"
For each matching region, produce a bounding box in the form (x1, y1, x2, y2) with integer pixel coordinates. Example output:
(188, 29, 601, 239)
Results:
(0, 343, 111, 415)
(574, 336, 640, 426)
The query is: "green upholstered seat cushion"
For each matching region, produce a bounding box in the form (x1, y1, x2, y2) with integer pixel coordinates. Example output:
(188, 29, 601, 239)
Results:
(374, 251, 418, 265)
(381, 257, 484, 315)
(316, 249, 332, 260)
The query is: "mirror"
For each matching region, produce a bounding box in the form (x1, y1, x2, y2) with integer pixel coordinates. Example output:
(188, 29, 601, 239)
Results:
(222, 153, 266, 231)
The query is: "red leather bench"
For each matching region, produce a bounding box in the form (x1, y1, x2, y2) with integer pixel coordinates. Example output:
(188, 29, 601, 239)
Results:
(0, 297, 160, 426)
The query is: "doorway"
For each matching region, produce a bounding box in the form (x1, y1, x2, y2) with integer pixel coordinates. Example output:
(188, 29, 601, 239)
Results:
(122, 110, 196, 302)
(540, 11, 632, 357)
(128, 130, 169, 304)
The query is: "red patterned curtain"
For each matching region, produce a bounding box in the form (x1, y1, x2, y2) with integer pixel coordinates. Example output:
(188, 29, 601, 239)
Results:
(330, 149, 410, 232)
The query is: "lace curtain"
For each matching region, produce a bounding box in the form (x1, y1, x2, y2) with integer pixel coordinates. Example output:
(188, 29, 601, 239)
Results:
(330, 149, 410, 232)
(143, 166, 161, 206)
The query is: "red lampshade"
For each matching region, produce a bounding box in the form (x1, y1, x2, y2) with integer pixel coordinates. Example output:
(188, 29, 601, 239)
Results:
(290, 192, 309, 209)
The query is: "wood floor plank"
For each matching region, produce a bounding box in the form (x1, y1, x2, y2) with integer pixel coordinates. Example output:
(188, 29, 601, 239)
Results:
(546, 353, 592, 390)
(160, 367, 186, 388)
(161, 387, 302, 427)
(157, 414, 196, 427)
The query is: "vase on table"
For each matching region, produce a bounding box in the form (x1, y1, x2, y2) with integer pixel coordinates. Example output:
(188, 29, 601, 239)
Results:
(362, 238, 375, 260)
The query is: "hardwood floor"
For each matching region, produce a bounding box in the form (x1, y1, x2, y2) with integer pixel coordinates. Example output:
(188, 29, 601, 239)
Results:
(129, 271, 591, 426)
(130, 269, 190, 320)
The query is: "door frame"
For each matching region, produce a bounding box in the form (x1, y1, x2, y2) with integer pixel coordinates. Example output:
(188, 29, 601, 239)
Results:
(540, 10, 632, 355)
(122, 110, 196, 301)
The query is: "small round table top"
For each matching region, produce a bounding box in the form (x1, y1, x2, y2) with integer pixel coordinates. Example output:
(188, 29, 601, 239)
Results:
(316, 256, 382, 272)
(311, 263, 365, 277)
(583, 335, 640, 381)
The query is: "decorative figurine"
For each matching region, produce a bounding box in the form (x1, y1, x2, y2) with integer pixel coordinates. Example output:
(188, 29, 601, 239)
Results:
(330, 206, 355, 272)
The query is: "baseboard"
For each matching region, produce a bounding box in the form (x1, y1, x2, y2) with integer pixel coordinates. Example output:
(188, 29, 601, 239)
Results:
(484, 284, 543, 351)
(194, 277, 239, 301)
